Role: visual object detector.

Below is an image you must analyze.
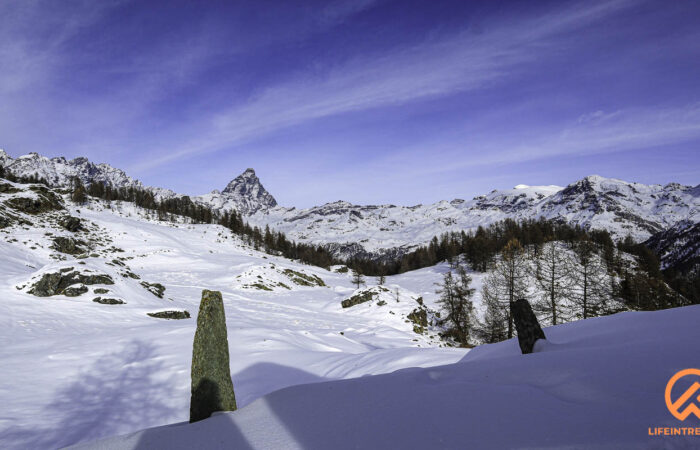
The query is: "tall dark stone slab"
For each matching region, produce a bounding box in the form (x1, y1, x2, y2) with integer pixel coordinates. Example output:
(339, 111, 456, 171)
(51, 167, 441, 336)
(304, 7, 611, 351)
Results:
(189, 290, 237, 422)
(510, 299, 546, 354)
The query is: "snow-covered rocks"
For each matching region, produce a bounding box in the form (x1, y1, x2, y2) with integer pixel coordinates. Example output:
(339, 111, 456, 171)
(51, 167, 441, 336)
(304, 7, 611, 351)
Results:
(234, 263, 326, 291)
(26, 269, 114, 297)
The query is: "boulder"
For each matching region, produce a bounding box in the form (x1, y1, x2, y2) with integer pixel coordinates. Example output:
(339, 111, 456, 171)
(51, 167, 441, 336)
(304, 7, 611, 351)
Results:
(63, 285, 88, 297)
(510, 299, 547, 354)
(190, 290, 236, 422)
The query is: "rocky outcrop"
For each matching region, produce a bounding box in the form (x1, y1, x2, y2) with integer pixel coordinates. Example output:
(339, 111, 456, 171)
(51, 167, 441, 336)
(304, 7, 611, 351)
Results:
(190, 290, 237, 422)
(341, 290, 377, 308)
(282, 269, 325, 287)
(52, 236, 87, 255)
(511, 299, 546, 354)
(28, 270, 114, 297)
(407, 307, 428, 334)
(140, 281, 166, 298)
(0, 182, 20, 194)
(5, 186, 63, 214)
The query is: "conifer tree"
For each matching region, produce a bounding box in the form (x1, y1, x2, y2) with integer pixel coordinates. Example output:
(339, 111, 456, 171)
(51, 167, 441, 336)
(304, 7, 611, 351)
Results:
(481, 238, 529, 338)
(436, 265, 475, 345)
(533, 241, 573, 325)
(71, 177, 88, 204)
(351, 269, 365, 289)
(570, 240, 612, 319)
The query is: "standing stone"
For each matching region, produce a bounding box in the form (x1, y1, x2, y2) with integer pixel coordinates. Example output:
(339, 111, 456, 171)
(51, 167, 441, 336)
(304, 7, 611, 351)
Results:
(190, 290, 237, 422)
(510, 299, 547, 354)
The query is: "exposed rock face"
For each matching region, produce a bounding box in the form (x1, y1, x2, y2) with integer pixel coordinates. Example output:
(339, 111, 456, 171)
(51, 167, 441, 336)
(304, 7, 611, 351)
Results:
(28, 271, 114, 297)
(221, 168, 277, 213)
(59, 216, 82, 232)
(147, 310, 190, 319)
(510, 299, 546, 354)
(93, 297, 125, 305)
(4, 186, 63, 214)
(407, 307, 428, 334)
(52, 236, 87, 255)
(0, 182, 20, 194)
(645, 219, 700, 275)
(190, 290, 236, 422)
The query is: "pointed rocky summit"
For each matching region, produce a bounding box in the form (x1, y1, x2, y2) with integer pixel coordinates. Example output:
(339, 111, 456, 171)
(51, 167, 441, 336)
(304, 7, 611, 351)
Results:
(220, 168, 277, 215)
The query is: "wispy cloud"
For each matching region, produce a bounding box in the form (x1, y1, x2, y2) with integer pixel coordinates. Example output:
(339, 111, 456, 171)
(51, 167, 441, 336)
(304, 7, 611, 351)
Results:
(130, 0, 638, 172)
(371, 102, 700, 177)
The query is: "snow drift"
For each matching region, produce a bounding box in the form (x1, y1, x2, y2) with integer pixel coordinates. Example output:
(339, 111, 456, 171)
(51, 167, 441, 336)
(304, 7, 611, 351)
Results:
(76, 304, 700, 449)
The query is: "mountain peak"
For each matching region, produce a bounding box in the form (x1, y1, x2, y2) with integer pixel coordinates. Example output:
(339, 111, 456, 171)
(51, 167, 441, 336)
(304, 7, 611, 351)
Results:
(221, 168, 277, 215)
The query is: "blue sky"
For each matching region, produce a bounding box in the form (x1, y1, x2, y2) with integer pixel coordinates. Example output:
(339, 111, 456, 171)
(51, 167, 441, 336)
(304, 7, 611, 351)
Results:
(1, 0, 698, 207)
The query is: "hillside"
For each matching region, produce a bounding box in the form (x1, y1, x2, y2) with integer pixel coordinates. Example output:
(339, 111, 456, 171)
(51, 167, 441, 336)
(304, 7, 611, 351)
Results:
(0, 180, 463, 449)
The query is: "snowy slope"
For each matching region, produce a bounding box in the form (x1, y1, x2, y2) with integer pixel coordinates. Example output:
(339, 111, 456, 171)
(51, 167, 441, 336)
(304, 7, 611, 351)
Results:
(77, 304, 700, 449)
(0, 182, 463, 449)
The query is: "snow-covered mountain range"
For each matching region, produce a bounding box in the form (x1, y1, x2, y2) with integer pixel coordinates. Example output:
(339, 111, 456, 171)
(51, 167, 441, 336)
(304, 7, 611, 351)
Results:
(2, 149, 698, 258)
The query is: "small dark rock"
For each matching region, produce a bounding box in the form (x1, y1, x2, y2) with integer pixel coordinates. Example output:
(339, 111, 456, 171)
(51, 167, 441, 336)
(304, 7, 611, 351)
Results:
(93, 288, 110, 294)
(93, 297, 125, 305)
(59, 216, 82, 232)
(148, 310, 190, 320)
